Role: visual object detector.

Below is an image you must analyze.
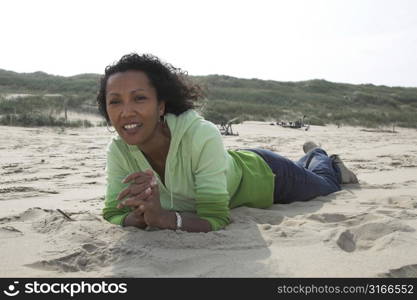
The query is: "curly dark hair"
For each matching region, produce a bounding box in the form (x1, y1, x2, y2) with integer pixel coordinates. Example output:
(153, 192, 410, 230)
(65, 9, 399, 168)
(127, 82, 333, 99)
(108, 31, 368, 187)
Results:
(96, 53, 203, 123)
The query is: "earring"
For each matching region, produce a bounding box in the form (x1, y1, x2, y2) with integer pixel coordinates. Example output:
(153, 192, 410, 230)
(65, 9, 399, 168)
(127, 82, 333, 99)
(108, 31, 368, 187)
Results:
(160, 114, 165, 123)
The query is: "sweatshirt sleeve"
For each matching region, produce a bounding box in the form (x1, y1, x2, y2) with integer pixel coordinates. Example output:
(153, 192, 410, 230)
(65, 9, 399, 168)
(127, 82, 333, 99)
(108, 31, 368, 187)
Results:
(192, 122, 231, 231)
(102, 140, 132, 225)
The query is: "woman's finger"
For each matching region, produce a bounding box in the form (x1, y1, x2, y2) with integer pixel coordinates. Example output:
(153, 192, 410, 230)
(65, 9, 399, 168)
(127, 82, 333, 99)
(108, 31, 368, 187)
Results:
(122, 169, 153, 184)
(118, 197, 146, 209)
(131, 186, 152, 202)
(133, 206, 145, 216)
(127, 181, 150, 195)
(117, 186, 153, 208)
(150, 175, 157, 187)
(134, 173, 153, 184)
(122, 172, 141, 184)
(150, 179, 160, 197)
(137, 204, 146, 214)
(118, 179, 152, 201)
(117, 184, 152, 206)
(116, 186, 131, 201)
(127, 192, 152, 212)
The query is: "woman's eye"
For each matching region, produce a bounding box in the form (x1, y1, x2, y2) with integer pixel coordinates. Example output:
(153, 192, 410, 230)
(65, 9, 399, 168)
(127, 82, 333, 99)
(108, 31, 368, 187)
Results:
(135, 96, 146, 101)
(109, 99, 121, 105)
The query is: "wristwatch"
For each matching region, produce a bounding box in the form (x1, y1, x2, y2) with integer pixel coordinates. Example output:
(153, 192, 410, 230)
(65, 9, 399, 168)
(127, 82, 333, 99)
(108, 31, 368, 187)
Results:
(175, 212, 182, 230)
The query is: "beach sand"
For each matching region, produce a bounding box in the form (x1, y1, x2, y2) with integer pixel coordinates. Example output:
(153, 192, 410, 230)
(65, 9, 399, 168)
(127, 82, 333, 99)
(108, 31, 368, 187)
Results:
(1, 123, 416, 277)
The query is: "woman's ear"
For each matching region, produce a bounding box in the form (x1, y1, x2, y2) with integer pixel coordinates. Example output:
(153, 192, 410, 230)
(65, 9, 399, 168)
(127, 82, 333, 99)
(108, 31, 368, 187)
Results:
(158, 100, 166, 116)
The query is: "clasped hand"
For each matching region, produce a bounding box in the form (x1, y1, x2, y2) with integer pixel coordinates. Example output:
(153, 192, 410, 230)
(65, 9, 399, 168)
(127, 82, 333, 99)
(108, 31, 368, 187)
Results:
(116, 169, 168, 228)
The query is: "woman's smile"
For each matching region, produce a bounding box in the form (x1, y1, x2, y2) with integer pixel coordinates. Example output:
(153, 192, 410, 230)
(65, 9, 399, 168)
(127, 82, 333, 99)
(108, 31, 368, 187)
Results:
(122, 122, 143, 135)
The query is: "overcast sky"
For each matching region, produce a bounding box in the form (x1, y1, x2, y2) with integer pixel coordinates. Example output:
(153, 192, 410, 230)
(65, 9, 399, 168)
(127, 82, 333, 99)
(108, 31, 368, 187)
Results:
(1, 0, 417, 87)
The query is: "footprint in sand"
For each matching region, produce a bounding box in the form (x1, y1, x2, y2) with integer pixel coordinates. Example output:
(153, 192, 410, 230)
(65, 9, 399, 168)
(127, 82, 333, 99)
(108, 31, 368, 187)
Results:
(24, 251, 102, 273)
(0, 226, 24, 238)
(81, 243, 100, 253)
(0, 207, 53, 223)
(231, 207, 284, 226)
(336, 230, 356, 252)
(335, 221, 415, 252)
(308, 213, 348, 223)
(25, 242, 138, 273)
(378, 264, 417, 278)
(308, 212, 381, 227)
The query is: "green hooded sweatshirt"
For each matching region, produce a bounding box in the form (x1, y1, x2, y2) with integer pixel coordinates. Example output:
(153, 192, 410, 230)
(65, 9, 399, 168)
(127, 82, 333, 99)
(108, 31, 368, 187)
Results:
(102, 109, 275, 230)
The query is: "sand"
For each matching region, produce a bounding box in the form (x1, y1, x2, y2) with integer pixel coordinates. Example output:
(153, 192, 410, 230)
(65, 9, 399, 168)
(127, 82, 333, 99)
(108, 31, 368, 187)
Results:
(1, 123, 416, 278)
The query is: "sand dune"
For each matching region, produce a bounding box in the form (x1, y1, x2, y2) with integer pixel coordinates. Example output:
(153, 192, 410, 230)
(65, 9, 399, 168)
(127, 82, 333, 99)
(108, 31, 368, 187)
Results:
(1, 123, 416, 277)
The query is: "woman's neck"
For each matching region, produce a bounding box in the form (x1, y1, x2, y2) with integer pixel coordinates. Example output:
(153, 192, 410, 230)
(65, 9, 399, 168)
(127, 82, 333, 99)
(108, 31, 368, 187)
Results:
(139, 122, 171, 164)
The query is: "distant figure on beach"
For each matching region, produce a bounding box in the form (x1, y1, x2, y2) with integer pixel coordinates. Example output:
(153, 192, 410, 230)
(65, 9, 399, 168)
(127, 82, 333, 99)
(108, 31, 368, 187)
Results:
(97, 53, 358, 232)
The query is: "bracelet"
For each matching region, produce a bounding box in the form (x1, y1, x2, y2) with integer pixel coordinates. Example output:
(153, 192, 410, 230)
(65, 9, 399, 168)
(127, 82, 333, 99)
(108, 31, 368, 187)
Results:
(175, 212, 182, 230)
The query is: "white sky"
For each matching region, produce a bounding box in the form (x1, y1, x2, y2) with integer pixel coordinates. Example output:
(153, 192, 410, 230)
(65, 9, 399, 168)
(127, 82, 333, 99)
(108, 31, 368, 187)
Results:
(1, 0, 417, 87)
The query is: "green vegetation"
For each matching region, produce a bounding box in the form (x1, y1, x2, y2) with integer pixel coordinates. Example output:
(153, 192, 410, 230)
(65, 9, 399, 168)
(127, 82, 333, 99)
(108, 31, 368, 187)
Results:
(0, 93, 95, 127)
(195, 76, 417, 128)
(0, 69, 416, 128)
(0, 69, 99, 127)
(0, 113, 93, 127)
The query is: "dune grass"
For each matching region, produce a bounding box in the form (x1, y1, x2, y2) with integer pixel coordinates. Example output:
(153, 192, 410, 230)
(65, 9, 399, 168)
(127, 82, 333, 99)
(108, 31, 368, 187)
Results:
(1, 69, 416, 128)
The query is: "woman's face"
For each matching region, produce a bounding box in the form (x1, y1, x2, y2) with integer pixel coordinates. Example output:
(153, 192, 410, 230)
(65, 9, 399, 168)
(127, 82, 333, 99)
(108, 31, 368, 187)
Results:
(106, 70, 165, 146)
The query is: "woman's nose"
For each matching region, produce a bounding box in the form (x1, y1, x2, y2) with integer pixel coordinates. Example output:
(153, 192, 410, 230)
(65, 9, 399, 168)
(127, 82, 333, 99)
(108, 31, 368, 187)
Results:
(121, 102, 135, 117)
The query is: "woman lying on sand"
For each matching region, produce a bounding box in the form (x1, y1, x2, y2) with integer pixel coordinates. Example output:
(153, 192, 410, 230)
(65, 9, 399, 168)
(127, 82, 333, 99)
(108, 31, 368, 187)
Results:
(97, 53, 358, 232)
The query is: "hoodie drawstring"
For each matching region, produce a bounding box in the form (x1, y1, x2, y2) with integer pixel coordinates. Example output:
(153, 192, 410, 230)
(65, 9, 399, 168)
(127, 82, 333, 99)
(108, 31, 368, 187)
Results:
(168, 165, 174, 209)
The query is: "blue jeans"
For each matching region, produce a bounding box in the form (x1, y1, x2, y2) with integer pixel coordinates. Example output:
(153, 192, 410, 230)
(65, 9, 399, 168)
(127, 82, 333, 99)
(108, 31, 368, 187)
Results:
(245, 148, 341, 204)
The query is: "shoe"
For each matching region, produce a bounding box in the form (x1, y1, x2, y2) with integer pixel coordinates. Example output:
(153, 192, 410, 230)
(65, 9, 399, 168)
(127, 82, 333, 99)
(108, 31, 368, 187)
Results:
(330, 154, 359, 184)
(303, 141, 319, 154)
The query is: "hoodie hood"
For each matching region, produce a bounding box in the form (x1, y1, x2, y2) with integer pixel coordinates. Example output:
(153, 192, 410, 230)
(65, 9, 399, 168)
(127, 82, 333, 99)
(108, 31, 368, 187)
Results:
(165, 109, 204, 161)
